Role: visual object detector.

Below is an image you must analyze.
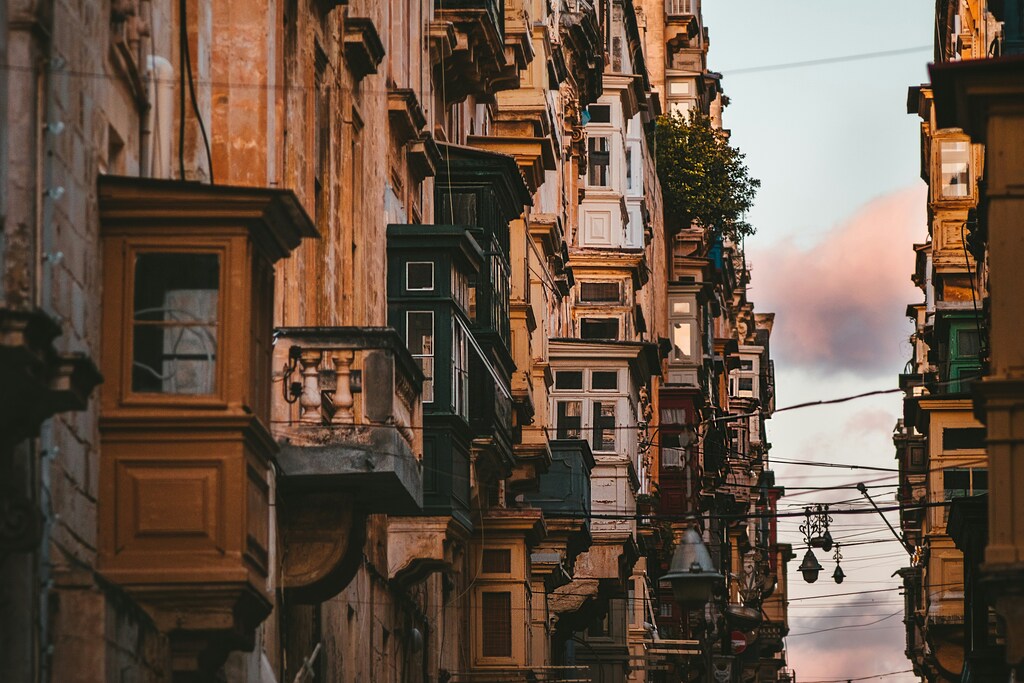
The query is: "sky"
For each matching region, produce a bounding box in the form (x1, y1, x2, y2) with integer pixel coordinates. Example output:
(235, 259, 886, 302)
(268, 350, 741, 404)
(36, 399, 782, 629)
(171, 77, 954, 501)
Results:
(699, 1, 934, 681)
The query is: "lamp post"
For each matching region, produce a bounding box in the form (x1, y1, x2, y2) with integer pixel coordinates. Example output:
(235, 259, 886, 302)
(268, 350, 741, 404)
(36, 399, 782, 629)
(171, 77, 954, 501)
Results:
(663, 527, 723, 683)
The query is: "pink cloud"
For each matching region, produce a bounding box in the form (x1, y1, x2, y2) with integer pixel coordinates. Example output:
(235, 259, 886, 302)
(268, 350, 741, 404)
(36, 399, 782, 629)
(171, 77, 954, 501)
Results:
(748, 186, 926, 377)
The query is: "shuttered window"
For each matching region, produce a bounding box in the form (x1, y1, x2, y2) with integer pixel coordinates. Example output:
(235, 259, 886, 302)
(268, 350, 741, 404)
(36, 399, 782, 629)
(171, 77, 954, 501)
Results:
(481, 592, 512, 657)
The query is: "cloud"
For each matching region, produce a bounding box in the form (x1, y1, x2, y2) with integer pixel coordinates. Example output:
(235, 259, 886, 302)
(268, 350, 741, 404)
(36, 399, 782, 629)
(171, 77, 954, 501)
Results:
(748, 186, 925, 377)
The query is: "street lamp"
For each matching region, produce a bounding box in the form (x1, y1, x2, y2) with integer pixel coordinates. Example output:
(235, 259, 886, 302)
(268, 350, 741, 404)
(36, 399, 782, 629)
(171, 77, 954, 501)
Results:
(663, 527, 724, 606)
(798, 548, 823, 584)
(832, 543, 845, 584)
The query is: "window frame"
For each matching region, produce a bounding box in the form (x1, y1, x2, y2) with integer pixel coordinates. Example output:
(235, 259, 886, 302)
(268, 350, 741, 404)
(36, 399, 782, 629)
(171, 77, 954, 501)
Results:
(405, 261, 435, 292)
(587, 135, 611, 187)
(551, 369, 628, 453)
(121, 241, 230, 408)
(406, 310, 435, 404)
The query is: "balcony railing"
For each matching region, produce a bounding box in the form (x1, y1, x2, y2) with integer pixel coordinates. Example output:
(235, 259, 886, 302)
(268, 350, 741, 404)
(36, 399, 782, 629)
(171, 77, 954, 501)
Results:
(272, 327, 424, 514)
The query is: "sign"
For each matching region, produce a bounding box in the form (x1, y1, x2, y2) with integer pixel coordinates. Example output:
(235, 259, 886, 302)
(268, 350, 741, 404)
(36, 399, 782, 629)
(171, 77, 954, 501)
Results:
(730, 630, 748, 655)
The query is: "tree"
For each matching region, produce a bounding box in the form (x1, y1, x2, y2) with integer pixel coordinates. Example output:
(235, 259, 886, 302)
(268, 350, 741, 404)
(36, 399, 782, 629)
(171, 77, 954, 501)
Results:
(653, 111, 760, 240)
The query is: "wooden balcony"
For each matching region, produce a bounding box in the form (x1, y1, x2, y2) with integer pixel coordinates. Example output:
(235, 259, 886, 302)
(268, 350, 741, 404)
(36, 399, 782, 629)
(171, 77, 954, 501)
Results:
(272, 327, 424, 602)
(431, 0, 516, 103)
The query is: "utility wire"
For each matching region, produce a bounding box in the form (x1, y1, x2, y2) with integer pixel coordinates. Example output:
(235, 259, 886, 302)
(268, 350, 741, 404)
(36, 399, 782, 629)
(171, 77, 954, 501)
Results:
(721, 45, 931, 76)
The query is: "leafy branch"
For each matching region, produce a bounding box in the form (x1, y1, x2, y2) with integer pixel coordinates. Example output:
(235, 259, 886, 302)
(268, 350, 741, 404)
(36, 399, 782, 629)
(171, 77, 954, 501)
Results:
(653, 111, 760, 240)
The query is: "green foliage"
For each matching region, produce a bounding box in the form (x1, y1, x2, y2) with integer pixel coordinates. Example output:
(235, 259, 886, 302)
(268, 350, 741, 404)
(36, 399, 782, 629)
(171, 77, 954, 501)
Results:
(653, 110, 760, 240)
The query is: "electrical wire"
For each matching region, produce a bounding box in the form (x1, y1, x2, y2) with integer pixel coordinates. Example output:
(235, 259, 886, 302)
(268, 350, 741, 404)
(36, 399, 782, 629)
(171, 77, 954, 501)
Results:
(721, 45, 931, 75)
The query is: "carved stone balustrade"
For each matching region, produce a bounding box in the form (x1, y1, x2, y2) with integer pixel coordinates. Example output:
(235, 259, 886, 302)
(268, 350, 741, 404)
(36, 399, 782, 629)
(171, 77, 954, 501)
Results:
(272, 327, 424, 602)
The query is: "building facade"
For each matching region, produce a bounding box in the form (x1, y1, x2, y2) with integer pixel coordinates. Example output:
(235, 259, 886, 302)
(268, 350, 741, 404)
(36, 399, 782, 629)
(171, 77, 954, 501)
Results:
(0, 1, 791, 682)
(896, 1, 1023, 681)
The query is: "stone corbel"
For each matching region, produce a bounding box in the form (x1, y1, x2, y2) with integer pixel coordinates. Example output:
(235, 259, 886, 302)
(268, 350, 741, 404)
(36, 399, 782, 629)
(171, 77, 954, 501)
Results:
(278, 491, 368, 603)
(343, 17, 385, 82)
(388, 516, 469, 586)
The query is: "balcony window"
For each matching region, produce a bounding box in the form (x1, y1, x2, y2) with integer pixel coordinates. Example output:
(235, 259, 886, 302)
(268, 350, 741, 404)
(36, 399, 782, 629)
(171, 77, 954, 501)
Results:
(407, 311, 434, 402)
(481, 592, 513, 657)
(588, 136, 611, 187)
(406, 262, 435, 291)
(588, 105, 611, 123)
(580, 317, 620, 340)
(591, 371, 619, 391)
(453, 320, 469, 418)
(943, 468, 987, 520)
(579, 281, 622, 304)
(555, 371, 584, 390)
(939, 140, 970, 198)
(131, 253, 220, 395)
(592, 401, 617, 451)
(556, 400, 583, 439)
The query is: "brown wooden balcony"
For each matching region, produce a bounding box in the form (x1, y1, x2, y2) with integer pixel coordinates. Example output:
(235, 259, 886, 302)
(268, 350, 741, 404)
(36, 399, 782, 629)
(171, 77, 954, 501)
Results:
(272, 327, 424, 602)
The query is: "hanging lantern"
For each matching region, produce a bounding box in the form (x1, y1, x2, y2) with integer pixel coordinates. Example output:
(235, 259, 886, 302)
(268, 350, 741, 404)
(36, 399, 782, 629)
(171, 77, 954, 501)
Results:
(832, 543, 845, 584)
(798, 548, 823, 584)
(663, 528, 724, 607)
(820, 530, 834, 553)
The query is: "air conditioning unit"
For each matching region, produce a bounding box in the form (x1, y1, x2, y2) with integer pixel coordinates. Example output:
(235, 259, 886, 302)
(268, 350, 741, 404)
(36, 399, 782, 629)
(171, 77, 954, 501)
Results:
(662, 448, 685, 469)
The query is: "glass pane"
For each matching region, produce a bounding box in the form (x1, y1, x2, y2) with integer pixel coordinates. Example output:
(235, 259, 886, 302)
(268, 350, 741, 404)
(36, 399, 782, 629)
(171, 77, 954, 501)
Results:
(556, 400, 582, 439)
(132, 253, 219, 394)
(940, 141, 970, 198)
(593, 401, 616, 451)
(555, 371, 583, 390)
(972, 469, 988, 495)
(591, 371, 618, 391)
(406, 262, 434, 291)
(407, 312, 433, 403)
(957, 328, 981, 358)
(673, 322, 692, 358)
(943, 469, 971, 500)
(407, 312, 433, 355)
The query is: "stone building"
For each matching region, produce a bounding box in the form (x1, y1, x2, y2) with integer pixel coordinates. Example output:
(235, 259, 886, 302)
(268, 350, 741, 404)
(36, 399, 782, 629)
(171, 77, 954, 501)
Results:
(893, 2, 1019, 681)
(1, 0, 790, 681)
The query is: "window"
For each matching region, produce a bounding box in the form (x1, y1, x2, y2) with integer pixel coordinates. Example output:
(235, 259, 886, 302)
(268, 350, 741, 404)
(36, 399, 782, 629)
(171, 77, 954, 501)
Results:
(556, 400, 583, 439)
(591, 371, 619, 391)
(592, 401, 617, 451)
(943, 467, 987, 519)
(482, 549, 512, 574)
(625, 144, 634, 192)
(131, 253, 220, 394)
(659, 602, 673, 618)
(555, 371, 584, 391)
(942, 427, 986, 451)
(740, 359, 754, 371)
(453, 320, 469, 418)
(579, 281, 622, 304)
(738, 377, 753, 392)
(588, 136, 610, 186)
(407, 311, 434, 402)
(939, 140, 970, 198)
(481, 592, 513, 657)
(406, 262, 434, 291)
(580, 318, 620, 340)
(588, 105, 611, 123)
(672, 321, 692, 360)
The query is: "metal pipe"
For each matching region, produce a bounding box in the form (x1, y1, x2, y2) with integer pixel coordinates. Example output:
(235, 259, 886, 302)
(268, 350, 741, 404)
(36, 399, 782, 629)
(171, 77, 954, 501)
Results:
(856, 482, 913, 554)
